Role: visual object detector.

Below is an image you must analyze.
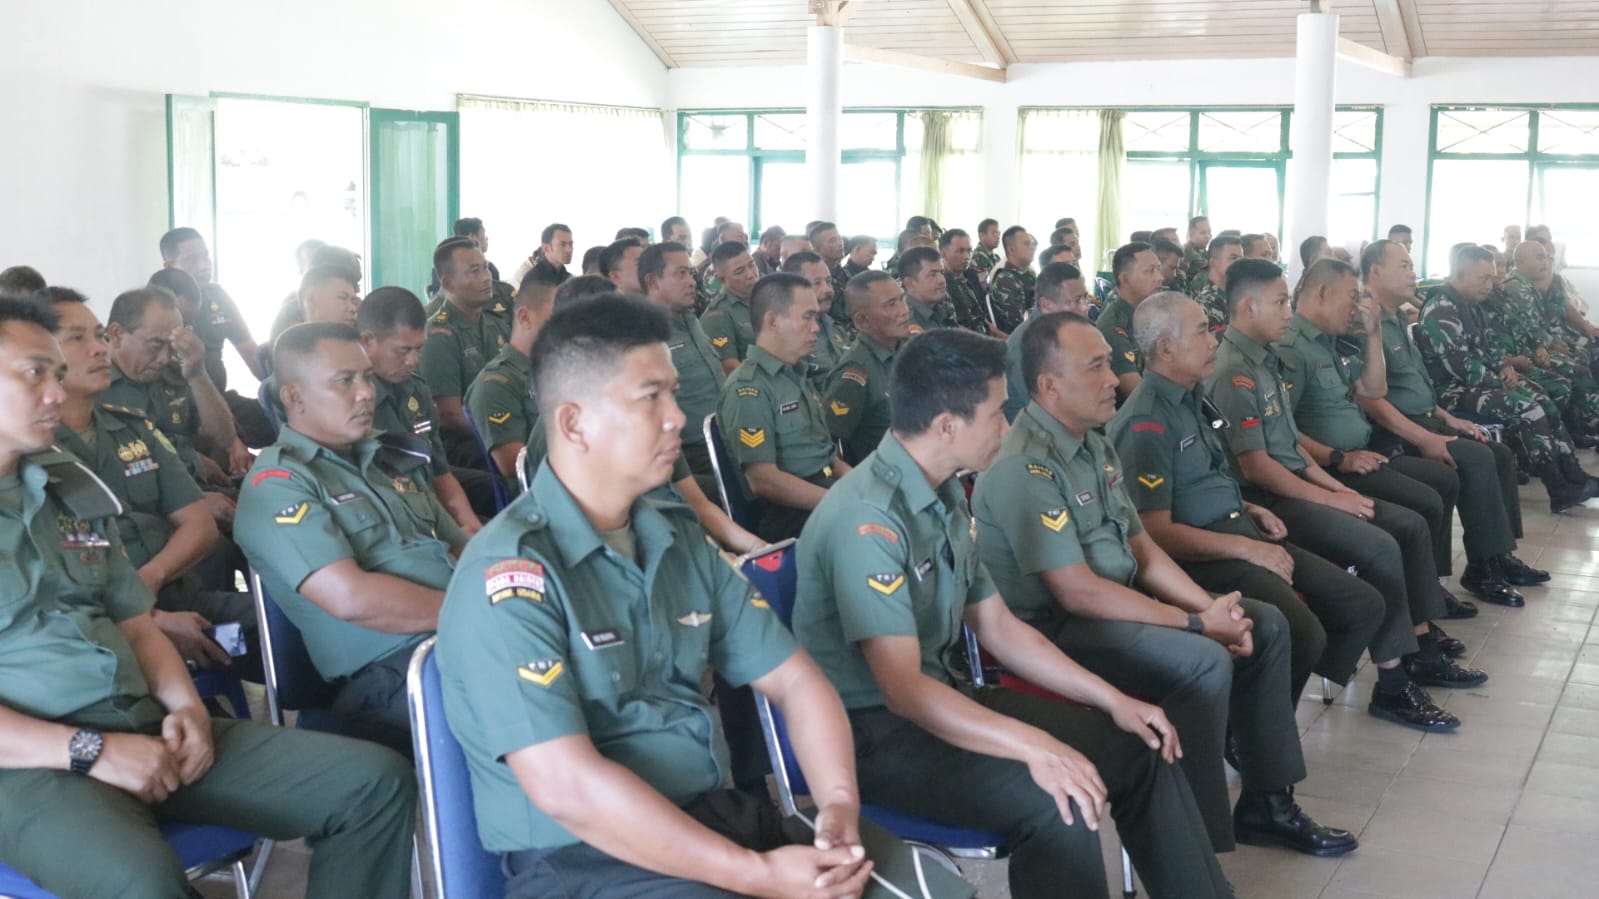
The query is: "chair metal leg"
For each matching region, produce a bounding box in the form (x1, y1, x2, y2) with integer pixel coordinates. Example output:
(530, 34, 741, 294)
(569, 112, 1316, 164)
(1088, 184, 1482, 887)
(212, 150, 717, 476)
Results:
(411, 835, 426, 899)
(247, 838, 274, 894)
(231, 859, 252, 899)
(1121, 846, 1136, 898)
(1321, 676, 1336, 706)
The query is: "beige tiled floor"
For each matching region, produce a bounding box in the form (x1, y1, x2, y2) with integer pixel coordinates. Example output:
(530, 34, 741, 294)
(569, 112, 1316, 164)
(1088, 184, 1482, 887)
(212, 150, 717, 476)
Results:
(202, 483, 1599, 899)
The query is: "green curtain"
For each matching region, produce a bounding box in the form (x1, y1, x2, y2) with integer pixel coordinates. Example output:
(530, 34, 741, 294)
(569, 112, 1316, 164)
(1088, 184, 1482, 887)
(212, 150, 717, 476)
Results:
(1095, 109, 1125, 273)
(917, 110, 952, 223)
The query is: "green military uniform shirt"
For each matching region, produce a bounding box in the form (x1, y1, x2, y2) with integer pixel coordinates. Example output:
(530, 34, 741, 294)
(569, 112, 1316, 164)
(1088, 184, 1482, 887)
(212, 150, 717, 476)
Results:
(718, 346, 836, 493)
(195, 282, 250, 392)
(1106, 370, 1247, 527)
(1377, 307, 1438, 417)
(1275, 314, 1374, 451)
(1207, 328, 1307, 473)
(669, 310, 728, 446)
(421, 299, 512, 400)
(824, 334, 898, 464)
(1003, 310, 1040, 422)
(374, 374, 452, 479)
(0, 449, 164, 730)
(699, 290, 754, 364)
(56, 405, 204, 570)
(235, 426, 465, 680)
(986, 263, 1034, 334)
(437, 460, 795, 851)
(792, 433, 995, 710)
(1096, 297, 1142, 377)
(805, 312, 850, 392)
(1192, 281, 1229, 333)
(971, 403, 1143, 632)
(426, 283, 515, 331)
(907, 296, 957, 335)
(465, 343, 537, 451)
(104, 363, 204, 477)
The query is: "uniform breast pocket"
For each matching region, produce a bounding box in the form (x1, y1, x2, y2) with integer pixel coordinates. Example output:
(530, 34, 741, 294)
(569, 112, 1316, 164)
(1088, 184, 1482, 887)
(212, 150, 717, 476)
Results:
(328, 495, 385, 550)
(1314, 366, 1347, 397)
(571, 631, 640, 701)
(60, 546, 111, 591)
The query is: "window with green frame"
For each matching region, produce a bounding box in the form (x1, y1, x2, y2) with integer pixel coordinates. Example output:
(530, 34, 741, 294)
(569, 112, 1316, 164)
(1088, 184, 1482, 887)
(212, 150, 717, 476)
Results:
(676, 109, 978, 247)
(1425, 105, 1599, 276)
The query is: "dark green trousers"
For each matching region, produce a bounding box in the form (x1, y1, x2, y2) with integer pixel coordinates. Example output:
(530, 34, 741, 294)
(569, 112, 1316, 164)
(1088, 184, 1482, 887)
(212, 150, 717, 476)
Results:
(330, 646, 417, 758)
(0, 716, 416, 899)
(851, 689, 1232, 899)
(1374, 417, 1524, 542)
(1333, 455, 1461, 575)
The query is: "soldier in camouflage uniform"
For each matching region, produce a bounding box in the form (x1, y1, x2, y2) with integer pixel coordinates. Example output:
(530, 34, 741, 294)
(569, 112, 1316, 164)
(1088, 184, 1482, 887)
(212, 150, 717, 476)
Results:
(1184, 215, 1212, 284)
(1191, 235, 1243, 333)
(972, 218, 1002, 285)
(1416, 246, 1599, 511)
(940, 228, 991, 333)
(1483, 276, 1599, 444)
(986, 226, 1037, 335)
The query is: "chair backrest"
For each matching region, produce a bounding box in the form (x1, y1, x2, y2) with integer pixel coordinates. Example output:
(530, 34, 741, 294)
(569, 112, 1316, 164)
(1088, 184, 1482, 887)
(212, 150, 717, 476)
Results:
(515, 445, 530, 494)
(703, 413, 761, 531)
(256, 379, 283, 441)
(408, 637, 506, 899)
(737, 539, 798, 625)
(461, 409, 511, 512)
(250, 569, 337, 722)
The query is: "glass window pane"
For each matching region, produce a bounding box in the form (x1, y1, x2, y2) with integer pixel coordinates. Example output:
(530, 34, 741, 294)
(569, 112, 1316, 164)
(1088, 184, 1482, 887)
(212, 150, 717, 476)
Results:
(937, 153, 985, 243)
(1197, 111, 1285, 154)
(1537, 166, 1599, 268)
(838, 160, 900, 241)
(1025, 110, 1103, 152)
(1434, 108, 1530, 154)
(839, 112, 899, 150)
(753, 113, 806, 151)
(1329, 159, 1378, 245)
(679, 155, 749, 239)
(1202, 164, 1281, 237)
(757, 160, 808, 234)
(1425, 159, 1529, 276)
(683, 113, 747, 151)
(1536, 110, 1599, 155)
(949, 113, 983, 152)
(1332, 109, 1380, 154)
(1331, 158, 1376, 197)
(1125, 160, 1192, 247)
(1019, 151, 1099, 269)
(903, 114, 924, 153)
(1123, 111, 1191, 153)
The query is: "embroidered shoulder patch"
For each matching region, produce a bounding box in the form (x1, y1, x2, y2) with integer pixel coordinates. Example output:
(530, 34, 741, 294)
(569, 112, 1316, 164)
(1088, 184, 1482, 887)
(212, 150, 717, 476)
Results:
(1131, 421, 1165, 434)
(1026, 463, 1056, 481)
(517, 659, 564, 687)
(840, 368, 869, 387)
(1137, 475, 1165, 489)
(738, 427, 766, 448)
(830, 400, 850, 416)
(274, 503, 309, 525)
(710, 336, 731, 348)
(251, 468, 292, 487)
(857, 523, 900, 543)
(867, 573, 905, 595)
(737, 386, 761, 398)
(487, 411, 512, 425)
(1231, 374, 1256, 390)
(486, 559, 546, 604)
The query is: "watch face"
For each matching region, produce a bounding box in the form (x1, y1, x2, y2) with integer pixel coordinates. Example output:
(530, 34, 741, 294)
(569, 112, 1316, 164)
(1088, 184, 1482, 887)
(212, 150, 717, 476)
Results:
(69, 730, 102, 759)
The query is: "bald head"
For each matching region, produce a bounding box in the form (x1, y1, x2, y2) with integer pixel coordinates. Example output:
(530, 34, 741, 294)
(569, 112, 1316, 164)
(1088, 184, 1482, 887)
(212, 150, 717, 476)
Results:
(1514, 239, 1551, 282)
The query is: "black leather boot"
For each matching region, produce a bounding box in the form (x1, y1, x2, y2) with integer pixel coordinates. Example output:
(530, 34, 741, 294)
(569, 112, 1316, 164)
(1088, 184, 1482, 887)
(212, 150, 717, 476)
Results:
(1460, 559, 1524, 607)
(1499, 553, 1550, 585)
(1234, 787, 1359, 857)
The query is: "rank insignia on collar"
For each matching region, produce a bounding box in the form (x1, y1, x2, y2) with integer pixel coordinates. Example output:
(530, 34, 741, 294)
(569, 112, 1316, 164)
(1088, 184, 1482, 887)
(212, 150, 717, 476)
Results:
(274, 503, 309, 525)
(867, 573, 905, 595)
(677, 611, 713, 627)
(517, 659, 564, 687)
(738, 427, 766, 448)
(1040, 509, 1070, 532)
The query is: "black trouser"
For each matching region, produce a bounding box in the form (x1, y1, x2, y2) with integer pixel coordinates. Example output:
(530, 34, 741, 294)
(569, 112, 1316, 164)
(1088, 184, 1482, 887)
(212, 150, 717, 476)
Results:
(681, 439, 720, 502)
(1332, 455, 1462, 575)
(329, 647, 416, 758)
(1373, 416, 1524, 543)
(1041, 599, 1302, 853)
(756, 468, 839, 543)
(156, 577, 262, 684)
(851, 689, 1232, 899)
(452, 465, 500, 519)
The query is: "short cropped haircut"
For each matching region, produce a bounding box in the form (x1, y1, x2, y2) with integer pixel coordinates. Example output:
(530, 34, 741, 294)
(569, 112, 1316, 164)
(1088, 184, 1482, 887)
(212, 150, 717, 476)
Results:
(636, 241, 688, 290)
(938, 228, 969, 249)
(1299, 235, 1330, 269)
(1001, 225, 1028, 251)
(108, 286, 176, 332)
(906, 215, 933, 232)
(1054, 218, 1077, 230)
(147, 268, 201, 307)
(274, 322, 361, 389)
(758, 225, 786, 245)
(1207, 234, 1242, 257)
(311, 245, 362, 283)
(1112, 242, 1152, 281)
(453, 217, 483, 238)
(33, 285, 89, 310)
(896, 229, 919, 252)
(541, 223, 571, 246)
(0, 295, 60, 339)
(977, 218, 999, 235)
(1036, 262, 1084, 302)
(298, 264, 357, 301)
(780, 251, 823, 274)
(357, 287, 427, 338)
(580, 246, 606, 274)
(1151, 238, 1183, 260)
(554, 275, 614, 313)
(1049, 227, 1074, 247)
(1225, 258, 1288, 315)
(749, 273, 810, 336)
(1037, 245, 1073, 268)
(1387, 224, 1412, 238)
(158, 227, 202, 262)
(845, 270, 896, 317)
(615, 227, 650, 242)
(1451, 244, 1496, 277)
(530, 293, 671, 416)
(433, 238, 477, 278)
(0, 265, 46, 298)
(1132, 291, 1198, 357)
(716, 222, 745, 242)
(889, 329, 1007, 436)
(898, 246, 941, 282)
(1020, 311, 1094, 399)
(660, 216, 687, 237)
(1130, 230, 1153, 244)
(1297, 258, 1360, 299)
(806, 221, 838, 244)
(599, 239, 643, 278)
(1359, 239, 1399, 280)
(710, 241, 749, 268)
(1188, 215, 1209, 232)
(1240, 233, 1268, 255)
(845, 235, 876, 253)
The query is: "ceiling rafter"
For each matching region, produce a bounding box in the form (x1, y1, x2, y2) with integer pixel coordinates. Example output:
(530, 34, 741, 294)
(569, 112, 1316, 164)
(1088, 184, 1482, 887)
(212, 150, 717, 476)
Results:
(1371, 0, 1422, 59)
(605, 0, 677, 68)
(809, 0, 858, 26)
(945, 0, 1016, 67)
(844, 43, 1008, 82)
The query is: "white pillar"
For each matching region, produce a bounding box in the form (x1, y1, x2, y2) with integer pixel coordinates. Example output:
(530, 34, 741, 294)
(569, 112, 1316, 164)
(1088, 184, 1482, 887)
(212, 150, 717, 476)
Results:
(1286, 12, 1338, 284)
(807, 25, 843, 222)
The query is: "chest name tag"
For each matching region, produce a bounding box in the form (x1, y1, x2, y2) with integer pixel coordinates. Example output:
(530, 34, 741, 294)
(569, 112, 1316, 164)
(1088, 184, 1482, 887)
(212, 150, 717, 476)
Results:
(581, 629, 626, 651)
(1075, 490, 1095, 506)
(913, 557, 935, 582)
(668, 342, 686, 351)
(1178, 435, 1197, 452)
(780, 400, 800, 414)
(329, 492, 360, 505)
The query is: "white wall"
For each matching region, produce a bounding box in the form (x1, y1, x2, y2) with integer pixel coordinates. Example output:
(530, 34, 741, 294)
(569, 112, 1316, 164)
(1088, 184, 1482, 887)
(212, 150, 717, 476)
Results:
(0, 0, 666, 308)
(668, 53, 1599, 263)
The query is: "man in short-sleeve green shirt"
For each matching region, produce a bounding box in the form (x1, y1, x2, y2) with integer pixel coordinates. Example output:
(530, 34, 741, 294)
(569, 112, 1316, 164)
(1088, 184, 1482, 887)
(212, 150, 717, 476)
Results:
(824, 272, 909, 465)
(699, 244, 762, 372)
(463, 278, 555, 489)
(1097, 243, 1169, 403)
(421, 243, 512, 465)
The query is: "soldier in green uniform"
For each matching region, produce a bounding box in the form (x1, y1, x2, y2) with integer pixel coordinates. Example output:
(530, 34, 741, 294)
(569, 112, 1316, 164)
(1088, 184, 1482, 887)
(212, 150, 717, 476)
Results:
(843, 235, 877, 278)
(39, 289, 258, 676)
(1416, 245, 1599, 512)
(238, 323, 468, 754)
(438, 295, 959, 899)
(972, 218, 1002, 285)
(1153, 239, 1189, 295)
(1096, 242, 1168, 403)
(1191, 235, 1243, 331)
(158, 226, 267, 389)
(717, 273, 850, 542)
(1110, 293, 1389, 704)
(986, 226, 1037, 335)
(824, 271, 910, 465)
(900, 246, 958, 334)
(0, 298, 417, 899)
(781, 251, 851, 391)
(973, 313, 1356, 859)
(796, 328, 1235, 899)
(1183, 216, 1212, 284)
(421, 239, 512, 467)
(940, 228, 991, 333)
(359, 288, 491, 533)
(1004, 263, 1093, 424)
(1208, 258, 1483, 731)
(465, 279, 556, 489)
(598, 238, 646, 294)
(699, 241, 762, 374)
(807, 221, 852, 314)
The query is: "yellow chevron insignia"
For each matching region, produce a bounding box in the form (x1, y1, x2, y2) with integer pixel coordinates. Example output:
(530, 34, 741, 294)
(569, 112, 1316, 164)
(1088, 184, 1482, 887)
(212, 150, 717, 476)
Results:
(1123, 351, 1136, 363)
(751, 596, 770, 610)
(1137, 475, 1165, 489)
(830, 401, 850, 416)
(711, 336, 730, 348)
(517, 660, 564, 687)
(1040, 509, 1070, 532)
(867, 573, 905, 596)
(487, 411, 512, 425)
(273, 503, 309, 525)
(738, 427, 766, 448)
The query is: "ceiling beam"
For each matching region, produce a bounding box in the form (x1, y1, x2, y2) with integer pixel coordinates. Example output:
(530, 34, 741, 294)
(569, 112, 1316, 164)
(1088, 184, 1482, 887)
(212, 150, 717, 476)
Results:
(1371, 0, 1423, 59)
(1337, 37, 1412, 78)
(809, 1, 858, 26)
(604, 0, 677, 68)
(945, 0, 1016, 67)
(844, 44, 1007, 83)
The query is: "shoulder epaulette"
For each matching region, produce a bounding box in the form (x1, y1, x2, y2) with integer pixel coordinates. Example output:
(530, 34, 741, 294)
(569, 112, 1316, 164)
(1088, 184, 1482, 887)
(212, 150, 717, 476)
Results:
(32, 448, 123, 520)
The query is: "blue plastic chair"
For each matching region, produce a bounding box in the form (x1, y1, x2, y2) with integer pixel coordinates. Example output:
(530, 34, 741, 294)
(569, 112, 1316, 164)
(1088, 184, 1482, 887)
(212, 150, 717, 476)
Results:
(741, 541, 1006, 865)
(0, 821, 259, 898)
(703, 413, 762, 531)
(192, 667, 251, 719)
(249, 569, 339, 731)
(408, 637, 506, 899)
(256, 378, 282, 442)
(461, 409, 511, 511)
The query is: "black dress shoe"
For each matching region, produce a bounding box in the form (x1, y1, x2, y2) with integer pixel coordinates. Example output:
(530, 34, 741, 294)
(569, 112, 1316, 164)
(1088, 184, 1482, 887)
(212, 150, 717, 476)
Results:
(1234, 787, 1359, 857)
(1499, 553, 1551, 585)
(1428, 623, 1467, 658)
(1405, 654, 1489, 688)
(1369, 682, 1461, 732)
(1441, 588, 1479, 620)
(1460, 562, 1524, 607)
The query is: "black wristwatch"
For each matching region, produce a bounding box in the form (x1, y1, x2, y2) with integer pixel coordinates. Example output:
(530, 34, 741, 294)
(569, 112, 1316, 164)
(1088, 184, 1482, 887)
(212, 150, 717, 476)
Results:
(1185, 613, 1205, 634)
(68, 728, 103, 775)
(1327, 449, 1346, 470)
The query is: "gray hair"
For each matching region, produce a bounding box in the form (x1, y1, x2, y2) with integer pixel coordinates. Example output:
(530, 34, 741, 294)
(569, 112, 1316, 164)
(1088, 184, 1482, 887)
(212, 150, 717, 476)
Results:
(1131, 291, 1198, 358)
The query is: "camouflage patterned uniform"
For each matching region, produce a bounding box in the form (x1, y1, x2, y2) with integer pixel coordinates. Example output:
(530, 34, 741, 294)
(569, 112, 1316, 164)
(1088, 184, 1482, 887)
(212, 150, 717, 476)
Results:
(1489, 278, 1599, 438)
(972, 244, 1000, 285)
(986, 263, 1034, 335)
(1191, 281, 1229, 333)
(945, 268, 991, 333)
(1183, 244, 1209, 284)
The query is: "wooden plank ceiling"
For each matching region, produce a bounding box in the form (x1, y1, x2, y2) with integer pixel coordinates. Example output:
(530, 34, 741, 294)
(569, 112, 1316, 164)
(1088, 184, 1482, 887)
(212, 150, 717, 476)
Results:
(605, 0, 1599, 68)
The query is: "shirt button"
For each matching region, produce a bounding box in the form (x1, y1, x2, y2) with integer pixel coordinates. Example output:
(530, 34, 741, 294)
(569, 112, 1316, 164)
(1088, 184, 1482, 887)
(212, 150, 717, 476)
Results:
(654, 652, 665, 662)
(610, 672, 621, 683)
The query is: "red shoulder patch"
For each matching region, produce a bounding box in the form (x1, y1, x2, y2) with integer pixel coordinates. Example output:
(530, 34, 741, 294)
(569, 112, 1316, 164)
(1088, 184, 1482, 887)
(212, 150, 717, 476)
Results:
(857, 523, 900, 544)
(250, 468, 292, 486)
(1131, 421, 1165, 434)
(1240, 417, 1261, 429)
(1231, 374, 1256, 390)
